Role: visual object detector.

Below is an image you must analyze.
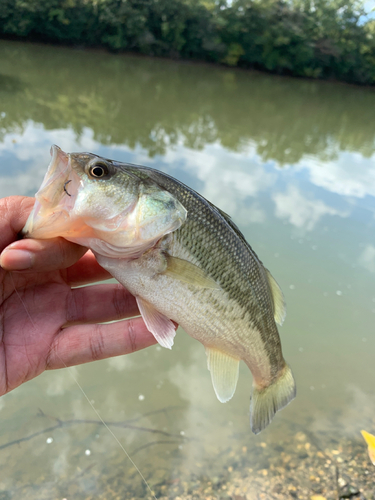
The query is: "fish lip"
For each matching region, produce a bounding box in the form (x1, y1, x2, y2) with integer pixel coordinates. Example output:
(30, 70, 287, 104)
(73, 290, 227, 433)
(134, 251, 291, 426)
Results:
(40, 144, 70, 196)
(21, 145, 79, 238)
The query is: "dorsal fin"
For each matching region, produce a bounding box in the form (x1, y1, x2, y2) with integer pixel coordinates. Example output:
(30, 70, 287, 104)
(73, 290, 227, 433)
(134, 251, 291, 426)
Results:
(265, 268, 286, 326)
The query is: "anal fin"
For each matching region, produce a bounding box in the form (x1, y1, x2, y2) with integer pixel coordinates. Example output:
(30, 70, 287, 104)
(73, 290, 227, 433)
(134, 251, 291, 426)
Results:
(136, 296, 176, 349)
(206, 348, 240, 403)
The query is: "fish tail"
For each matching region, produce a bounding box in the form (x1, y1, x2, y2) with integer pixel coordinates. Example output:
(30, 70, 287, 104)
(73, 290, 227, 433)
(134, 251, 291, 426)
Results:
(250, 363, 296, 434)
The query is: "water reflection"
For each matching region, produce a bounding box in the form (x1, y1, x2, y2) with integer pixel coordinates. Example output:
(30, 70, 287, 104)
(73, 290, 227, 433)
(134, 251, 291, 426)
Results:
(1, 39, 375, 499)
(1, 40, 375, 163)
(273, 185, 348, 231)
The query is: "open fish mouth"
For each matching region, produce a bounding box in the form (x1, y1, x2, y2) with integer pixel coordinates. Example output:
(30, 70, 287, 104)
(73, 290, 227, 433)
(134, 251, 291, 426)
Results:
(22, 145, 81, 239)
(21, 145, 187, 258)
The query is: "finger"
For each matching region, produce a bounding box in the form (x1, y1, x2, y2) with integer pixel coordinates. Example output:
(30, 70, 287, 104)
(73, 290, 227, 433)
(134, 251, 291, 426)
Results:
(65, 283, 139, 326)
(0, 196, 88, 273)
(62, 251, 112, 286)
(0, 237, 88, 272)
(45, 318, 159, 369)
(0, 196, 35, 251)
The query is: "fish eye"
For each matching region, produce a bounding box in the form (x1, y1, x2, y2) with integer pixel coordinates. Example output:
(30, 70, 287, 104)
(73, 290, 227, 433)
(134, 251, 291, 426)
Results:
(89, 163, 109, 179)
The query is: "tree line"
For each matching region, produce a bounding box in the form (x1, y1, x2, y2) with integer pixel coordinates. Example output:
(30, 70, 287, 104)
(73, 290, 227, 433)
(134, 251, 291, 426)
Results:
(0, 0, 374, 84)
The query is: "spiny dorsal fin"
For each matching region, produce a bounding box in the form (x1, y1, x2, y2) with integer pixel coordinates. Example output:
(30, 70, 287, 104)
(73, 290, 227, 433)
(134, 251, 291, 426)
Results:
(265, 268, 286, 326)
(163, 255, 220, 289)
(206, 348, 240, 403)
(136, 296, 176, 349)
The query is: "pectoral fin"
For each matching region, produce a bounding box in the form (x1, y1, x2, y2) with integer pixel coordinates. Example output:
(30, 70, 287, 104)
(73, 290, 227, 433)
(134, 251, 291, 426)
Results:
(265, 268, 286, 326)
(163, 255, 220, 289)
(206, 348, 240, 403)
(136, 296, 176, 349)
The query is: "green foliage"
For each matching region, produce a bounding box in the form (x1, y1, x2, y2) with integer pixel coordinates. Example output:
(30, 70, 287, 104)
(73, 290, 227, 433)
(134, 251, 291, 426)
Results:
(0, 0, 374, 84)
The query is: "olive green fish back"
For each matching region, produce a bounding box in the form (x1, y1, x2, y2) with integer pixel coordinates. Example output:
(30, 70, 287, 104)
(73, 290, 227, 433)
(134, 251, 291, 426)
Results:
(112, 160, 282, 373)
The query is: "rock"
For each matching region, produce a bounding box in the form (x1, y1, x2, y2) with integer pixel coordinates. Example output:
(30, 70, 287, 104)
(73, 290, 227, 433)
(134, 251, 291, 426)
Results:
(339, 485, 360, 498)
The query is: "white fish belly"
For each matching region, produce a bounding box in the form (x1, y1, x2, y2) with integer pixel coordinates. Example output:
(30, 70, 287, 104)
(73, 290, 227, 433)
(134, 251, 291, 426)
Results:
(97, 254, 273, 385)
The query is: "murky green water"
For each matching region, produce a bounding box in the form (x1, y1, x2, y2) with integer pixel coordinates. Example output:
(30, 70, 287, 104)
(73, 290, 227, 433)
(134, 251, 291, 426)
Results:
(1, 40, 375, 499)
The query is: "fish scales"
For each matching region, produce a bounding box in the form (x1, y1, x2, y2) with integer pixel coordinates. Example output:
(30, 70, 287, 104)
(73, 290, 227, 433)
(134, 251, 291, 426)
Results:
(22, 146, 296, 433)
(123, 164, 282, 374)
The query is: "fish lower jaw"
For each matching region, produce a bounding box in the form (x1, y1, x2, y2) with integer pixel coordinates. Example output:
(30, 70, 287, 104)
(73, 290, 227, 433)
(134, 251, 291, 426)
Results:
(88, 238, 160, 259)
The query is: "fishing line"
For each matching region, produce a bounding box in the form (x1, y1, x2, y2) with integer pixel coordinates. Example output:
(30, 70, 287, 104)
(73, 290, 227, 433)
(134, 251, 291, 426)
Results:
(9, 272, 158, 500)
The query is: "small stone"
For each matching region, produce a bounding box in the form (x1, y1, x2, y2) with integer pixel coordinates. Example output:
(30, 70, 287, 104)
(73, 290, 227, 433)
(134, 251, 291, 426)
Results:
(273, 484, 283, 494)
(85, 449, 91, 456)
(340, 485, 359, 498)
(338, 477, 347, 488)
(311, 484, 323, 493)
(295, 432, 307, 442)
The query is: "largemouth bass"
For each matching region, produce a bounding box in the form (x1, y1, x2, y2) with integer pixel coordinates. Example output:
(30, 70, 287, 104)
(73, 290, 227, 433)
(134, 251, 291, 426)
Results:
(23, 145, 296, 434)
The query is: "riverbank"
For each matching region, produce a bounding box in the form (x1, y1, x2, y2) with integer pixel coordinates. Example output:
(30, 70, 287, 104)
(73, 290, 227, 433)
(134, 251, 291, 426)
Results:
(2, 416, 374, 499)
(0, 0, 374, 86)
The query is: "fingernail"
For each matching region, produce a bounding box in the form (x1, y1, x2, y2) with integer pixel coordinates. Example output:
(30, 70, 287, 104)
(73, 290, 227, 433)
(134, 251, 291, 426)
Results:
(0, 249, 34, 270)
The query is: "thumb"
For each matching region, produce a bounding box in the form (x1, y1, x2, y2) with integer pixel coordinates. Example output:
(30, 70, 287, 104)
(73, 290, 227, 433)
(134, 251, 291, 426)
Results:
(0, 196, 87, 272)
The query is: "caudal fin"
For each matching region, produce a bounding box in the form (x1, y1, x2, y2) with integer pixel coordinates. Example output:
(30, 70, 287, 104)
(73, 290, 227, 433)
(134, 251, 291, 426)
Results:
(250, 363, 296, 434)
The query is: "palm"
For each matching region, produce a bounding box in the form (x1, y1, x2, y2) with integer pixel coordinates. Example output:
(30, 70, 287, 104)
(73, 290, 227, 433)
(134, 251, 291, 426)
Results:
(1, 270, 73, 393)
(0, 197, 156, 397)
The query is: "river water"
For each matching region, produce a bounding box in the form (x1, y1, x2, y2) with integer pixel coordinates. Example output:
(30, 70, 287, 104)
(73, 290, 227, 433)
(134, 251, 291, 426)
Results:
(0, 40, 375, 499)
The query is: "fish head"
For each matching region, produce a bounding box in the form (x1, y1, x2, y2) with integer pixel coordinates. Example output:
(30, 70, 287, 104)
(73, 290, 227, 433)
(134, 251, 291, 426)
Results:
(22, 145, 187, 258)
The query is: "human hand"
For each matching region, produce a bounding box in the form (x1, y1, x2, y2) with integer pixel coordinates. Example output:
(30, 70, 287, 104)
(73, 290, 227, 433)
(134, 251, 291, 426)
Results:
(0, 196, 158, 397)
